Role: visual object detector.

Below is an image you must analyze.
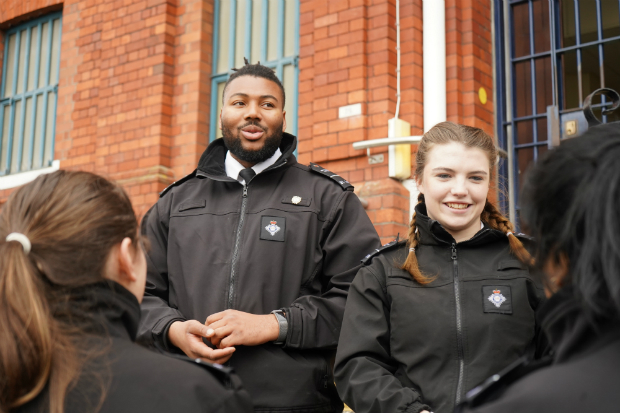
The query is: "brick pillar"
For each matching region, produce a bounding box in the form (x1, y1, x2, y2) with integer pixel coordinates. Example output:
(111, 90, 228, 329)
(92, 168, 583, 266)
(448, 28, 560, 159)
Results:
(169, 0, 214, 180)
(445, 0, 494, 134)
(445, 0, 499, 204)
(51, 0, 181, 215)
(357, 178, 410, 244)
(298, 0, 423, 243)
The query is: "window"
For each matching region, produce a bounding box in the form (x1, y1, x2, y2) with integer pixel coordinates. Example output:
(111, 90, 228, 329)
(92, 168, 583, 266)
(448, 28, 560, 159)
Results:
(494, 0, 620, 222)
(210, 0, 299, 141)
(0, 12, 62, 176)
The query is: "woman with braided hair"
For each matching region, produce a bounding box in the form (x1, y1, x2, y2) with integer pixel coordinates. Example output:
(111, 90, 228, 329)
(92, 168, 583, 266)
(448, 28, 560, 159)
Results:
(334, 122, 545, 413)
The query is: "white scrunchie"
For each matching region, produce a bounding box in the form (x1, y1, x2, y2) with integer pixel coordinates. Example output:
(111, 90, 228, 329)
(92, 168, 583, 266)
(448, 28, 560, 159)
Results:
(6, 233, 31, 254)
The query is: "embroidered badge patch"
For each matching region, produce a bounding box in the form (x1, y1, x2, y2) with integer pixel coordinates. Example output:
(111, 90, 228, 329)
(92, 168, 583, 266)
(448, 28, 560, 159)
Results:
(488, 289, 507, 308)
(265, 220, 281, 236)
(482, 285, 512, 314)
(260, 216, 285, 242)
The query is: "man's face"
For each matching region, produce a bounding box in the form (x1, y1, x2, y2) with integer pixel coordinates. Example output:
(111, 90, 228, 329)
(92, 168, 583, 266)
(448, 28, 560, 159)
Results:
(220, 75, 287, 166)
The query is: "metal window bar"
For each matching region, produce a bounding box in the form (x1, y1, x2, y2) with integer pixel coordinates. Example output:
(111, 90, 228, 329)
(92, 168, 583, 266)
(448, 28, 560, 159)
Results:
(0, 12, 62, 176)
(210, 0, 299, 143)
(497, 0, 620, 224)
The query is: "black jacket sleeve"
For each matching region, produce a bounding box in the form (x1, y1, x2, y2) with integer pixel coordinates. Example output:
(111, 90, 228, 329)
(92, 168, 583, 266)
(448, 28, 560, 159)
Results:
(334, 263, 431, 413)
(137, 197, 187, 349)
(282, 190, 381, 350)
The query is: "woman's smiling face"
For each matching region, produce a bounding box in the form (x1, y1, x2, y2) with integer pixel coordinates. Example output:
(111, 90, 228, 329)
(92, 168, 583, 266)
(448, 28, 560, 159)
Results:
(416, 142, 491, 243)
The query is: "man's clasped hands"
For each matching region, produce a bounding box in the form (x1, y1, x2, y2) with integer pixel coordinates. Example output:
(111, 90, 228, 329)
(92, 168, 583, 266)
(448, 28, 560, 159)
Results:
(168, 310, 281, 364)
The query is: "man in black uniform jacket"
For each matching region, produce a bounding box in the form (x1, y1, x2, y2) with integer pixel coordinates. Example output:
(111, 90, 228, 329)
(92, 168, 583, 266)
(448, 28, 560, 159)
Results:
(137, 60, 380, 413)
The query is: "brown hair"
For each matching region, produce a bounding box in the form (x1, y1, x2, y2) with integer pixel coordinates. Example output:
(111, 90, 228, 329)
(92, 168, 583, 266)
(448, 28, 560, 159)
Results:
(0, 170, 139, 413)
(402, 122, 532, 284)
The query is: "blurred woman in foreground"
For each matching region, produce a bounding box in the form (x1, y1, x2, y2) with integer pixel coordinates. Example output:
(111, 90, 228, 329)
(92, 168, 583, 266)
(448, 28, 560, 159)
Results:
(459, 123, 620, 412)
(0, 171, 252, 413)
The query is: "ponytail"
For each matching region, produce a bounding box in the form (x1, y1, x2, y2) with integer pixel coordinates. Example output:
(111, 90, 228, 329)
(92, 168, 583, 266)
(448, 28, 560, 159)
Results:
(401, 194, 436, 284)
(0, 237, 80, 413)
(0, 170, 135, 413)
(480, 200, 534, 265)
(0, 238, 53, 410)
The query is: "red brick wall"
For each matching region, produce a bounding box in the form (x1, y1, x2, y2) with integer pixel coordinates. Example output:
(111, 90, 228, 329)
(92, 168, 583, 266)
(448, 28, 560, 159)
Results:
(298, 0, 424, 242)
(0, 0, 63, 25)
(445, 0, 499, 204)
(0, 0, 498, 237)
(445, 0, 494, 135)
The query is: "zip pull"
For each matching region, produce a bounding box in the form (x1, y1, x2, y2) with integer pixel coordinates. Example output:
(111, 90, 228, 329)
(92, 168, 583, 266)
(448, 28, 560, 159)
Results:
(243, 185, 248, 197)
(451, 243, 457, 260)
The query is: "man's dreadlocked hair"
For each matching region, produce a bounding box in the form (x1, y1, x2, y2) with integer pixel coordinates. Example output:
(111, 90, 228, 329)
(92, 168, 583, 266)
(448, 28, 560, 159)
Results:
(222, 58, 286, 106)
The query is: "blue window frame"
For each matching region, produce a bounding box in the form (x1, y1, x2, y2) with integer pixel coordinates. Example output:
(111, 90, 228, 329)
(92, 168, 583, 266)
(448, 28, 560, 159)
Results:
(0, 12, 62, 176)
(210, 0, 299, 142)
(494, 0, 620, 222)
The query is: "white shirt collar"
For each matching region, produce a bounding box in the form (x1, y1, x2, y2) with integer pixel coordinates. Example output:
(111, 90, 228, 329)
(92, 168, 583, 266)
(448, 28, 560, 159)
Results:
(225, 148, 282, 184)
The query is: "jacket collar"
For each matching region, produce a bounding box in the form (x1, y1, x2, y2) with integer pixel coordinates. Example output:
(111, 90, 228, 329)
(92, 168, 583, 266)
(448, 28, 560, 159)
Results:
(414, 203, 506, 246)
(60, 280, 141, 341)
(538, 286, 620, 363)
(197, 132, 297, 180)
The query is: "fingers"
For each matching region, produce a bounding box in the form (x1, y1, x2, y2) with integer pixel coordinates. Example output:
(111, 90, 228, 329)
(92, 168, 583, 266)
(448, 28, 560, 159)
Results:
(206, 310, 228, 325)
(185, 319, 209, 338)
(219, 334, 240, 349)
(206, 325, 233, 340)
(195, 345, 236, 363)
(205, 318, 228, 332)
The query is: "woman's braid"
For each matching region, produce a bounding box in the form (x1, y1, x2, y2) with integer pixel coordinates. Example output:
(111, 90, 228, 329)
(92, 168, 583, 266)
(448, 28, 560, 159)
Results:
(402, 194, 435, 284)
(482, 200, 533, 265)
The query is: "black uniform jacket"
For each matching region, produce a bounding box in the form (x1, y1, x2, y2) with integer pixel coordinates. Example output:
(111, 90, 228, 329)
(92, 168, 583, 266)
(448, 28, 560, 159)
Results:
(138, 133, 380, 413)
(458, 286, 620, 413)
(17, 281, 253, 413)
(334, 204, 545, 413)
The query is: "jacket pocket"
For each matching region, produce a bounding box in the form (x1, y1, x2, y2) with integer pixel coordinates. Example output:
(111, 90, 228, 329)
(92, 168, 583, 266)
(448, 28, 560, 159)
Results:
(281, 195, 312, 207)
(497, 259, 527, 271)
(178, 199, 206, 212)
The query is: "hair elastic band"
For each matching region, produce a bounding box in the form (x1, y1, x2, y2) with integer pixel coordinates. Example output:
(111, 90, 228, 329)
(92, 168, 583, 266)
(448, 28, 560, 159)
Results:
(409, 248, 416, 252)
(6, 233, 31, 254)
(506, 231, 513, 237)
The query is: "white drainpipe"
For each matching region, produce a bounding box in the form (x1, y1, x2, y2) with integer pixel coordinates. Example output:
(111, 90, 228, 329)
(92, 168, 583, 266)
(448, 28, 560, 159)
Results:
(423, 0, 447, 131)
(403, 0, 447, 218)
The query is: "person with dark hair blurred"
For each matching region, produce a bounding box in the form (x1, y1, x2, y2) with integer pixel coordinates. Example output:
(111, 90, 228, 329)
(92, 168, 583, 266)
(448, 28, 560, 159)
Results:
(457, 123, 620, 412)
(0, 170, 252, 413)
(138, 60, 380, 413)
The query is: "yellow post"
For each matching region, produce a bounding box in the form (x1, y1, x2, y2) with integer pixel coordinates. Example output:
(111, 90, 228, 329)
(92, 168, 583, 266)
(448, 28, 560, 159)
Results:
(388, 118, 412, 180)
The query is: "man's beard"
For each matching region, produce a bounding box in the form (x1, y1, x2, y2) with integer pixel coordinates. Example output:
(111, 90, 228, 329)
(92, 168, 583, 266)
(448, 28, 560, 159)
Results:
(222, 120, 284, 164)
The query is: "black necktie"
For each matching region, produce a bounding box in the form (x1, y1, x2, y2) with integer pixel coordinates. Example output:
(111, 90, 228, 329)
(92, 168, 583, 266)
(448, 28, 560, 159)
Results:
(239, 167, 256, 184)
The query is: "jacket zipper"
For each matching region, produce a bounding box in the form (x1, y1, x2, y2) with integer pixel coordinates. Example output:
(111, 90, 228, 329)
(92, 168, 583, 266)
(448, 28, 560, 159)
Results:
(225, 160, 287, 310)
(227, 184, 248, 309)
(451, 242, 465, 406)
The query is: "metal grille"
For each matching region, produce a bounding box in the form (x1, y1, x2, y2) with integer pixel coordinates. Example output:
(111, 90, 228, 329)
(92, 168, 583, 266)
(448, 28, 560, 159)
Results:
(210, 0, 299, 142)
(495, 0, 620, 221)
(0, 12, 62, 176)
